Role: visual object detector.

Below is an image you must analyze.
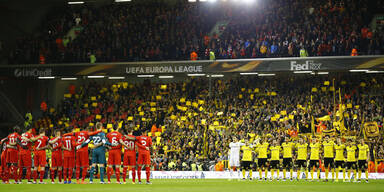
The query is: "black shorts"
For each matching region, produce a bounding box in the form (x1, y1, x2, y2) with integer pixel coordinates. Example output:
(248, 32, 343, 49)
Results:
(258, 158, 267, 168)
(283, 158, 292, 168)
(358, 160, 368, 169)
(346, 161, 357, 169)
(241, 161, 252, 169)
(324, 158, 334, 168)
(335, 160, 345, 168)
(270, 160, 280, 169)
(296, 160, 306, 168)
(309, 160, 319, 168)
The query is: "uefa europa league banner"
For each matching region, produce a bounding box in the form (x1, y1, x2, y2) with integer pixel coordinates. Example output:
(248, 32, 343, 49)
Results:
(1, 56, 383, 78)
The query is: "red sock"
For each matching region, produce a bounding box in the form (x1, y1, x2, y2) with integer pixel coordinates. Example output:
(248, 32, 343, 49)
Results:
(68, 168, 73, 181)
(137, 166, 141, 182)
(58, 170, 62, 182)
(76, 167, 80, 180)
(39, 170, 44, 182)
(18, 167, 23, 181)
(51, 169, 55, 181)
(10, 165, 17, 182)
(26, 168, 31, 181)
(107, 167, 112, 182)
(63, 169, 67, 181)
(145, 167, 150, 182)
(82, 167, 87, 181)
(115, 167, 120, 182)
(131, 167, 136, 182)
(33, 170, 38, 181)
(122, 167, 128, 182)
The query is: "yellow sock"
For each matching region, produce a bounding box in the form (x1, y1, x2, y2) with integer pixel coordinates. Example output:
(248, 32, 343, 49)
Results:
(277, 169, 280, 179)
(325, 168, 329, 179)
(348, 170, 351, 179)
(358, 170, 362, 180)
(283, 169, 286, 179)
(311, 169, 314, 180)
(305, 169, 308, 179)
(332, 168, 335, 180)
(353, 170, 357, 180)
(249, 170, 252, 179)
(265, 169, 268, 179)
(336, 168, 339, 181)
(290, 169, 293, 179)
(259, 169, 262, 179)
(242, 169, 246, 178)
(271, 169, 274, 179)
(343, 169, 346, 180)
(297, 169, 301, 180)
(317, 169, 320, 180)
(365, 171, 368, 180)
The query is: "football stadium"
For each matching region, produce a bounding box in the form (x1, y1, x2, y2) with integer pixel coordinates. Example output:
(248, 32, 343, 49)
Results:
(1, 0, 384, 191)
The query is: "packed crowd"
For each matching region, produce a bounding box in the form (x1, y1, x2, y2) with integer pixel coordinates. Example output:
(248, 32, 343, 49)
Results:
(7, 0, 384, 64)
(18, 73, 384, 172)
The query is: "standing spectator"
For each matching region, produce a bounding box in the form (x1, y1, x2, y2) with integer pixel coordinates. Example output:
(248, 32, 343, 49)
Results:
(190, 51, 198, 61)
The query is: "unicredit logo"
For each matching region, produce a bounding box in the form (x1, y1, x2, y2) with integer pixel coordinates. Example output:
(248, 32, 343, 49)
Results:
(14, 68, 52, 77)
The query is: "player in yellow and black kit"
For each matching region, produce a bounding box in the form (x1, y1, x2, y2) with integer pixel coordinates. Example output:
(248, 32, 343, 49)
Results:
(281, 137, 294, 181)
(334, 137, 346, 182)
(241, 140, 254, 180)
(256, 138, 269, 181)
(346, 140, 357, 182)
(322, 135, 335, 181)
(295, 137, 308, 180)
(309, 138, 321, 181)
(269, 140, 281, 181)
(357, 139, 369, 183)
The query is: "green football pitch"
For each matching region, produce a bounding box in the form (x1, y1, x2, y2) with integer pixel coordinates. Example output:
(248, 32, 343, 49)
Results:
(1, 179, 384, 192)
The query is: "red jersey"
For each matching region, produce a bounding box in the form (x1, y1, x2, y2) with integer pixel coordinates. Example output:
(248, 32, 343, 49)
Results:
(7, 132, 20, 150)
(50, 137, 62, 151)
(106, 131, 122, 150)
(62, 135, 76, 157)
(20, 132, 33, 151)
(75, 131, 89, 152)
(122, 135, 136, 154)
(1, 138, 8, 153)
(136, 136, 152, 154)
(34, 136, 49, 152)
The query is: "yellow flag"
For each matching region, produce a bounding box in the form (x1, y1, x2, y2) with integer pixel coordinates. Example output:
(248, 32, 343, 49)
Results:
(238, 94, 243, 99)
(170, 115, 177, 120)
(96, 115, 101, 120)
(91, 96, 97, 101)
(181, 116, 187, 121)
(107, 124, 113, 129)
(160, 85, 167, 89)
(192, 102, 198, 108)
(324, 81, 330, 86)
(347, 103, 352, 108)
(142, 117, 146, 121)
(180, 98, 186, 103)
(271, 117, 277, 121)
(150, 108, 156, 112)
(280, 111, 287, 116)
(92, 102, 97, 107)
(198, 100, 204, 105)
(254, 88, 259, 93)
(311, 87, 318, 92)
(84, 103, 88, 108)
(156, 95, 162, 100)
(89, 123, 94, 126)
(150, 102, 156, 107)
(201, 119, 206, 125)
(321, 87, 327, 92)
(289, 114, 294, 120)
(186, 101, 191, 106)
(127, 116, 133, 121)
(64, 94, 72, 98)
(139, 111, 144, 116)
(199, 106, 204, 111)
(271, 91, 277, 96)
(213, 121, 219, 126)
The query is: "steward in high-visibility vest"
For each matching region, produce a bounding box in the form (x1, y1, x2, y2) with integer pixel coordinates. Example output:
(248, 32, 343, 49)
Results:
(300, 48, 308, 57)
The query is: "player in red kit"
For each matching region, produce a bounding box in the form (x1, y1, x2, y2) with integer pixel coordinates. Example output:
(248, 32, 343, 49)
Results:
(121, 129, 137, 184)
(7, 126, 21, 184)
(49, 130, 63, 184)
(18, 128, 34, 184)
(62, 132, 76, 184)
(32, 129, 49, 184)
(136, 131, 152, 184)
(106, 128, 123, 184)
(1, 137, 9, 184)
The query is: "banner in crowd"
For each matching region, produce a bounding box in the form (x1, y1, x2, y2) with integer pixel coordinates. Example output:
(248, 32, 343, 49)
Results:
(1, 56, 384, 78)
(147, 171, 384, 179)
(364, 121, 380, 138)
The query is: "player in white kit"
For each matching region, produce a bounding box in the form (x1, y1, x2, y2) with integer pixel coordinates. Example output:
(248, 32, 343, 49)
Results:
(229, 137, 244, 180)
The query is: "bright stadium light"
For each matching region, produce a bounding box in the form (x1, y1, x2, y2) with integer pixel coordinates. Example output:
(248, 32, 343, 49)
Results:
(187, 73, 206, 77)
(366, 70, 384, 73)
(115, 0, 131, 2)
(188, 0, 197, 2)
(38, 76, 55, 80)
(108, 76, 125, 80)
(293, 71, 313, 74)
(243, 0, 256, 4)
(137, 75, 155, 78)
(159, 75, 174, 79)
(240, 72, 258, 75)
(209, 74, 224, 77)
(68, 1, 84, 4)
(61, 77, 77, 80)
(87, 75, 105, 79)
(199, 0, 207, 2)
(349, 69, 368, 72)
(258, 73, 275, 76)
(318, 72, 329, 75)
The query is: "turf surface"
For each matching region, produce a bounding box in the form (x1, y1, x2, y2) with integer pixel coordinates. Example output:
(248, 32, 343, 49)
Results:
(1, 179, 384, 192)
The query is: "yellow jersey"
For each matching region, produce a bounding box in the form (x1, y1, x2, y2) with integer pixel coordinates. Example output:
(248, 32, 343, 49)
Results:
(282, 142, 295, 158)
(346, 145, 357, 162)
(334, 144, 345, 161)
(241, 145, 253, 161)
(270, 146, 281, 161)
(257, 142, 269, 159)
(310, 143, 320, 160)
(323, 141, 335, 158)
(296, 143, 308, 160)
(357, 144, 369, 160)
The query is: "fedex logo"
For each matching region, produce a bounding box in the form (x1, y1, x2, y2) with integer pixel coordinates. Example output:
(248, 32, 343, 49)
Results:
(290, 61, 322, 71)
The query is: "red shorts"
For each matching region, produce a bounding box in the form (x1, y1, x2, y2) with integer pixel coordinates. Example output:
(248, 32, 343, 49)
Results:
(51, 151, 63, 167)
(137, 152, 150, 165)
(19, 150, 32, 167)
(34, 151, 46, 167)
(123, 152, 136, 166)
(76, 150, 89, 167)
(108, 150, 121, 165)
(6, 149, 18, 163)
(63, 156, 75, 168)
